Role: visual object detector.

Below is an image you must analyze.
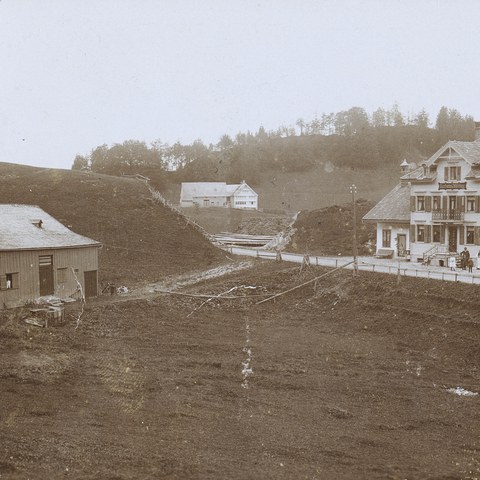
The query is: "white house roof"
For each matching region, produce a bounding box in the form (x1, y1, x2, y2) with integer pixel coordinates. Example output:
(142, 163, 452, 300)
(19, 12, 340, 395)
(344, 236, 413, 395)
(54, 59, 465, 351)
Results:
(0, 204, 101, 251)
(181, 181, 257, 199)
(181, 182, 228, 200)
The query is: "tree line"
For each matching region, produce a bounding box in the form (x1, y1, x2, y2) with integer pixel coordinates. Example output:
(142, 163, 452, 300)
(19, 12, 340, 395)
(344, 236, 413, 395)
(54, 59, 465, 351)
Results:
(72, 105, 475, 186)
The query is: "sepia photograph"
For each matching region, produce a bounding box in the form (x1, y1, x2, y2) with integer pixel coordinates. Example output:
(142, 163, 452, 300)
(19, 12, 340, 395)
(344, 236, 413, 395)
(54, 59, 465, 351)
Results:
(1, 1, 480, 478)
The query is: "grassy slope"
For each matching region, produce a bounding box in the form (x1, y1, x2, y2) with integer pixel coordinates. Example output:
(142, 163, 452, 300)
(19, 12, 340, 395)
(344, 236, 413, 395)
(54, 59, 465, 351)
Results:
(0, 163, 224, 286)
(163, 165, 399, 213)
(253, 164, 399, 212)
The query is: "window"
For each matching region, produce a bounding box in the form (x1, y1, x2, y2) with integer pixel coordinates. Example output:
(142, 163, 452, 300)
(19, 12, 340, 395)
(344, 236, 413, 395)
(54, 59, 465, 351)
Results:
(417, 225, 425, 242)
(417, 196, 425, 211)
(432, 196, 441, 211)
(466, 226, 475, 245)
(467, 196, 476, 212)
(445, 166, 461, 181)
(432, 225, 441, 243)
(57, 267, 68, 284)
(449, 196, 457, 211)
(1, 272, 19, 290)
(382, 229, 391, 248)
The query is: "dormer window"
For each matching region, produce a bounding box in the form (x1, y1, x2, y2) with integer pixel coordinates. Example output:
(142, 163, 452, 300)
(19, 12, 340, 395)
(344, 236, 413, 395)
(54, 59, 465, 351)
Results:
(31, 219, 43, 228)
(444, 166, 461, 181)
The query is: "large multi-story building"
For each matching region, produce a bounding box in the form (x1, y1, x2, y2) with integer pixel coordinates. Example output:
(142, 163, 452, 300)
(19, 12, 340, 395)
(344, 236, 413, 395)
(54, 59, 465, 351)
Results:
(363, 124, 480, 264)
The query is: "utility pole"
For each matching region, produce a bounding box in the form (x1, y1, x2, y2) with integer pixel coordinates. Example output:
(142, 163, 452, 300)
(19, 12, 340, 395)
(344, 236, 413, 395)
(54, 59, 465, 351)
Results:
(350, 184, 358, 276)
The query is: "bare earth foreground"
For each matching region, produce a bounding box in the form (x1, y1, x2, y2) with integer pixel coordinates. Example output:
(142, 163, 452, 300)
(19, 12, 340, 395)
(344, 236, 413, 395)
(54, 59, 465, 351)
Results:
(1, 261, 480, 480)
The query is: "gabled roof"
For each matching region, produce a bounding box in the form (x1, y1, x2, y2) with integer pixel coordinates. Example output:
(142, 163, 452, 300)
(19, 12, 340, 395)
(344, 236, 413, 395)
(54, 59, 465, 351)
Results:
(180, 181, 257, 200)
(362, 183, 411, 223)
(401, 140, 480, 181)
(0, 204, 101, 251)
(180, 182, 228, 200)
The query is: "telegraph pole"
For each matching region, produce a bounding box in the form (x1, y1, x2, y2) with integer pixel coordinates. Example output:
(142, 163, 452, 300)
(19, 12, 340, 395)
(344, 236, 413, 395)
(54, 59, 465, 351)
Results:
(350, 184, 358, 276)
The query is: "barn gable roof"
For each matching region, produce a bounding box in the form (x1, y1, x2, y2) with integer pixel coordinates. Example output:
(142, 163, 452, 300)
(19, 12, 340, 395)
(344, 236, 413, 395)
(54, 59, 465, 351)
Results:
(0, 204, 101, 251)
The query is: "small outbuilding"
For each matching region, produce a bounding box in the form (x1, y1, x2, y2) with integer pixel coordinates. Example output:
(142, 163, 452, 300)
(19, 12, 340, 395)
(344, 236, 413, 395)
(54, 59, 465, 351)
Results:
(0, 204, 101, 309)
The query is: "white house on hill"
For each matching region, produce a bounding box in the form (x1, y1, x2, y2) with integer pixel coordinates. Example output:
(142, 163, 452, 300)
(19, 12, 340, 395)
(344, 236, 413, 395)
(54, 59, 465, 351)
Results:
(363, 123, 480, 264)
(180, 181, 258, 210)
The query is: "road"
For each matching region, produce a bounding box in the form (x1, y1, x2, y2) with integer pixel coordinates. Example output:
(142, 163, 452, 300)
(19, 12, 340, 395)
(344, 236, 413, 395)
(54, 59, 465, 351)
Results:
(222, 245, 480, 286)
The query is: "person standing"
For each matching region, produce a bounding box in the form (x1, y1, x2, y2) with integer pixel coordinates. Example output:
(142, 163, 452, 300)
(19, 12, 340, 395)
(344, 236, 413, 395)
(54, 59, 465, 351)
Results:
(461, 247, 470, 270)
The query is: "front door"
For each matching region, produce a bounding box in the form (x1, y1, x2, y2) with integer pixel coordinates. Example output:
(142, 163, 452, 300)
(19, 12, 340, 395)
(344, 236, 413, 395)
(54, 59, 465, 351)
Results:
(397, 234, 406, 257)
(84, 270, 98, 298)
(448, 226, 457, 253)
(39, 255, 54, 296)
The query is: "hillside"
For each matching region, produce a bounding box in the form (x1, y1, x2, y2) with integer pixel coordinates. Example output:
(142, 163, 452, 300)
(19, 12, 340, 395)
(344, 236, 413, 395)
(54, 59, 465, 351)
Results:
(163, 164, 399, 214)
(0, 163, 224, 286)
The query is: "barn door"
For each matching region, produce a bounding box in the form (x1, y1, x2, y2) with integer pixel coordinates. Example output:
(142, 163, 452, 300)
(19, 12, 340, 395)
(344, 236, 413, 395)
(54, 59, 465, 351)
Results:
(84, 270, 98, 298)
(39, 255, 54, 296)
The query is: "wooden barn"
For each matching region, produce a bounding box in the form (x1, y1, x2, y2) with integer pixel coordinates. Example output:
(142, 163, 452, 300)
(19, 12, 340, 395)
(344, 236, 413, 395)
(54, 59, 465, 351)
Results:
(0, 204, 101, 309)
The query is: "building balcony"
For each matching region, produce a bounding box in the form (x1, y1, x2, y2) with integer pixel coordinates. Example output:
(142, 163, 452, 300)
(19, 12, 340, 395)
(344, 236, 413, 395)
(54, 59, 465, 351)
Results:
(431, 209, 464, 221)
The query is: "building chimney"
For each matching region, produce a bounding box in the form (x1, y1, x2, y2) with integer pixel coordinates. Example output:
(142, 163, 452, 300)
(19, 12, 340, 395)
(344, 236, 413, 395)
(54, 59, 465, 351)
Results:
(475, 121, 480, 141)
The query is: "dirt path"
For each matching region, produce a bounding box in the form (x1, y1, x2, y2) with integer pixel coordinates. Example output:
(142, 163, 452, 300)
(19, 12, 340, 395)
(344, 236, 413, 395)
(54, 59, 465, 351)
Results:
(122, 260, 255, 298)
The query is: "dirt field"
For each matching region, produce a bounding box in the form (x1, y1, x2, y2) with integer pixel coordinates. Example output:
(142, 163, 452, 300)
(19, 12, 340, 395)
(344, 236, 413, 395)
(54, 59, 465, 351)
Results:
(1, 261, 480, 479)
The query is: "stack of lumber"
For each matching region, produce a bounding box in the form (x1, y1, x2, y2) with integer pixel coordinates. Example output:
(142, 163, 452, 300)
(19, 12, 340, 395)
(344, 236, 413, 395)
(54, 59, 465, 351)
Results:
(212, 232, 275, 247)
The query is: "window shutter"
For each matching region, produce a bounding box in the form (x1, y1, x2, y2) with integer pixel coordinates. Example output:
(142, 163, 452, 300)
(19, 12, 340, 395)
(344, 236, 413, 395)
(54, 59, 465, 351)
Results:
(442, 196, 448, 211)
(0, 275, 6, 290)
(425, 225, 431, 243)
(425, 196, 432, 212)
(410, 225, 415, 242)
(475, 227, 480, 245)
(11, 273, 19, 289)
(476, 196, 480, 213)
(410, 196, 416, 212)
(460, 196, 466, 212)
(444, 167, 449, 181)
(440, 225, 446, 244)
(459, 226, 465, 246)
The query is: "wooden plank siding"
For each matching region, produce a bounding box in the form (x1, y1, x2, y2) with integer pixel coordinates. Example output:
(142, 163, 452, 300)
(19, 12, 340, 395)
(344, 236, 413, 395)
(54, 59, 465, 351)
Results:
(0, 246, 99, 308)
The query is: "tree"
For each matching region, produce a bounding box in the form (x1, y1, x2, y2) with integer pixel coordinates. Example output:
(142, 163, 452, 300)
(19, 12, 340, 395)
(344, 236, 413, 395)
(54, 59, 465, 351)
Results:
(413, 109, 430, 129)
(72, 154, 89, 170)
(296, 118, 306, 136)
(372, 108, 387, 128)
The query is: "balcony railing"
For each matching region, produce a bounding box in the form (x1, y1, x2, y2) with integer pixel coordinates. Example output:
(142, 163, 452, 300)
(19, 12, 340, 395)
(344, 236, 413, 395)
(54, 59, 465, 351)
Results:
(431, 209, 464, 221)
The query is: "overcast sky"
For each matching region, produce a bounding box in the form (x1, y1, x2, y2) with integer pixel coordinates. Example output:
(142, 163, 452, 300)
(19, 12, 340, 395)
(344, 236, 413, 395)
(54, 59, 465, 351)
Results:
(1, 0, 480, 169)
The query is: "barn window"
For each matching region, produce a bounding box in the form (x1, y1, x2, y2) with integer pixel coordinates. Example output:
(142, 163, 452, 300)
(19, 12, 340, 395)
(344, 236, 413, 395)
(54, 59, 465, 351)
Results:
(57, 267, 68, 284)
(1, 272, 19, 290)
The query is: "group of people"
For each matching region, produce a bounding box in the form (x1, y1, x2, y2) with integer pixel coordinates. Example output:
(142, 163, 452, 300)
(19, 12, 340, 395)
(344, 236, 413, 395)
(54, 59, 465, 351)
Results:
(449, 247, 477, 272)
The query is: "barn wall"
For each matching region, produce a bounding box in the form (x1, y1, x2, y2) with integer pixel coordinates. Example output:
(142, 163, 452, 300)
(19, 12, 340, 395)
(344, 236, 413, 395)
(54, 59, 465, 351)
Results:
(0, 246, 99, 309)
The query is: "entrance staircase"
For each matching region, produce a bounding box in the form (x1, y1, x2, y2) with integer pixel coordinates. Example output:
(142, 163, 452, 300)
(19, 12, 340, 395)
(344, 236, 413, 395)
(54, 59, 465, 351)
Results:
(422, 245, 459, 266)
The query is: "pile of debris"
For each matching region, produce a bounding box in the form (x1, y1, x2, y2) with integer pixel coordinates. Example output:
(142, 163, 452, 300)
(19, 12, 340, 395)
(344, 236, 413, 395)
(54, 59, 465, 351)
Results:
(23, 296, 75, 328)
